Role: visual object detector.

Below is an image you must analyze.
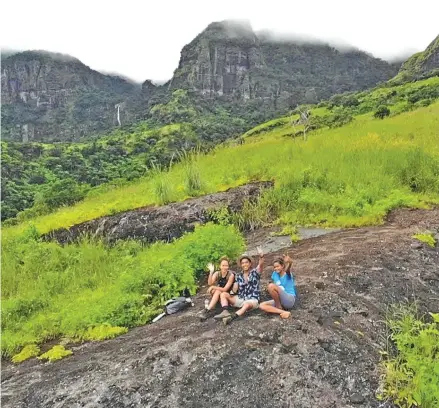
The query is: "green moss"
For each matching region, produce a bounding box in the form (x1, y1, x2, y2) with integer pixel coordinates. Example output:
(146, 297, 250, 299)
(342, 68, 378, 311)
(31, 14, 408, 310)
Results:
(38, 345, 73, 362)
(11, 344, 40, 363)
(412, 232, 437, 247)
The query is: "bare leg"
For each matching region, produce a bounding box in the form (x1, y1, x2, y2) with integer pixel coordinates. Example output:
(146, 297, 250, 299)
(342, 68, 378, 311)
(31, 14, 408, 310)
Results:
(220, 292, 234, 307)
(207, 290, 222, 310)
(236, 302, 254, 317)
(267, 283, 282, 309)
(260, 301, 290, 317)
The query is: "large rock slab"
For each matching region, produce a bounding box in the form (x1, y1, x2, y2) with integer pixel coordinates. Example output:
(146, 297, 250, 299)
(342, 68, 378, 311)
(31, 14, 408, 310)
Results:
(44, 181, 273, 244)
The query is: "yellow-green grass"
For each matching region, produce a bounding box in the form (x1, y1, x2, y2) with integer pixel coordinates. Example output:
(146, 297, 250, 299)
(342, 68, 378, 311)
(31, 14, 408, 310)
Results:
(365, 76, 439, 101)
(3, 102, 439, 240)
(1, 223, 245, 358)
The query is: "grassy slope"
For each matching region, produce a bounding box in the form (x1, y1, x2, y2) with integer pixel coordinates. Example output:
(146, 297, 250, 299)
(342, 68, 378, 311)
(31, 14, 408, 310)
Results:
(3, 90, 439, 239)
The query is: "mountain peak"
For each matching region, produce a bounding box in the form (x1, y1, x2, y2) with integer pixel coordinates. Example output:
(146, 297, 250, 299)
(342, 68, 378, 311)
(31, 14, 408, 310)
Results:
(4, 49, 82, 65)
(193, 19, 257, 44)
(170, 20, 398, 101)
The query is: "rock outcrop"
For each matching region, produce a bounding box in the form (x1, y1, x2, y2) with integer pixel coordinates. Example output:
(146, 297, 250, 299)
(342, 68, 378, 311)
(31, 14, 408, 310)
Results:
(44, 181, 273, 244)
(3, 207, 439, 408)
(1, 51, 142, 142)
(169, 20, 399, 107)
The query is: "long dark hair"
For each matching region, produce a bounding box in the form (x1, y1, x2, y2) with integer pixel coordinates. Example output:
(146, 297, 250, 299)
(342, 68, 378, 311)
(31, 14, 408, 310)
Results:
(273, 257, 292, 276)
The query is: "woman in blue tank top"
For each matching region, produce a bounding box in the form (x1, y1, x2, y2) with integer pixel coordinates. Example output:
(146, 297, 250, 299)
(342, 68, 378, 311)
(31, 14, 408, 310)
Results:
(260, 255, 296, 319)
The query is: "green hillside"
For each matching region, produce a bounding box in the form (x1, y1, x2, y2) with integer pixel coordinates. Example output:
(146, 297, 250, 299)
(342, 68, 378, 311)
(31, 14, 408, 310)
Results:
(3, 76, 439, 239)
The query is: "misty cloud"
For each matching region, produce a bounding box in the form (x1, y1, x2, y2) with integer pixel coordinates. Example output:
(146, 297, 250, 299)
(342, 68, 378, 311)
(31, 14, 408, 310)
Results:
(1, 0, 438, 82)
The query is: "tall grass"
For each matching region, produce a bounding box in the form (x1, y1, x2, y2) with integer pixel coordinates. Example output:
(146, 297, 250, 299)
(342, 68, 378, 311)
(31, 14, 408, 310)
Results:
(151, 165, 172, 206)
(3, 102, 439, 239)
(1, 223, 245, 358)
(183, 156, 204, 196)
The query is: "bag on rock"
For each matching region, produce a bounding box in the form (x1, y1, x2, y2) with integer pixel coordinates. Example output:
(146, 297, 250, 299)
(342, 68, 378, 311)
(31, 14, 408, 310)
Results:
(164, 297, 193, 315)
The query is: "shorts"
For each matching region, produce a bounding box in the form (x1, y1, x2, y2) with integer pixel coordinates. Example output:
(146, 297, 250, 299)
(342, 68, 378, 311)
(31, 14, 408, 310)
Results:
(232, 296, 259, 309)
(267, 287, 296, 310)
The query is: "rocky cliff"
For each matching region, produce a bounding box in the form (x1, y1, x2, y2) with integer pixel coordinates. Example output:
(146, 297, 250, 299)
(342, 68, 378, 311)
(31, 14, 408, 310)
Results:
(169, 21, 399, 108)
(1, 51, 145, 142)
(394, 34, 439, 82)
(1, 22, 405, 143)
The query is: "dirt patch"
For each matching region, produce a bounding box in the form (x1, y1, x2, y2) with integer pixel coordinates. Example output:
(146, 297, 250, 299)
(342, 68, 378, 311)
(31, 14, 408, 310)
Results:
(2, 208, 439, 408)
(43, 181, 273, 244)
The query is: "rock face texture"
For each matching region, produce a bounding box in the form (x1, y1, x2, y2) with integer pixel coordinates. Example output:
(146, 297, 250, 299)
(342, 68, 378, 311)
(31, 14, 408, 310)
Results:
(2, 207, 439, 408)
(1, 21, 403, 142)
(1, 51, 143, 142)
(394, 34, 439, 82)
(169, 20, 399, 107)
(44, 181, 273, 244)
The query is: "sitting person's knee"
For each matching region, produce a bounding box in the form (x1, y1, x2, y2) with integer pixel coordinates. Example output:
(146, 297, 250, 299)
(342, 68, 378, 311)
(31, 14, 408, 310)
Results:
(220, 291, 228, 299)
(268, 283, 277, 291)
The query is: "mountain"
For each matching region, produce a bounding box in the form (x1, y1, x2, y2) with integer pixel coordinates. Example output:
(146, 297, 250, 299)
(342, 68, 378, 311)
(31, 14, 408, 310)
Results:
(168, 20, 399, 108)
(1, 21, 402, 143)
(393, 35, 439, 83)
(1, 51, 145, 142)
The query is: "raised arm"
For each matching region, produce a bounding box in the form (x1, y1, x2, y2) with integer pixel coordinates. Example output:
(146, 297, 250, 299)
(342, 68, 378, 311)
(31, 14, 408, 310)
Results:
(207, 263, 218, 286)
(283, 254, 293, 275)
(256, 246, 264, 273)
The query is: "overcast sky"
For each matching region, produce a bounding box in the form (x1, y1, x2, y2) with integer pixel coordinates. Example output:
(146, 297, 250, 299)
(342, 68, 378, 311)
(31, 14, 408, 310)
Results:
(1, 0, 438, 83)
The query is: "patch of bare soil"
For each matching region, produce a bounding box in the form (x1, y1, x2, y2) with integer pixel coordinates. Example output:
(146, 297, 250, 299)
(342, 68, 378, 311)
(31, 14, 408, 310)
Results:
(2, 208, 438, 408)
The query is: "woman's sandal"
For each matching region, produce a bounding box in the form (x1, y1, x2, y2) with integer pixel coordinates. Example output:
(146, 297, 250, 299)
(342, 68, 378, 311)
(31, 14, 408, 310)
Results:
(280, 311, 291, 319)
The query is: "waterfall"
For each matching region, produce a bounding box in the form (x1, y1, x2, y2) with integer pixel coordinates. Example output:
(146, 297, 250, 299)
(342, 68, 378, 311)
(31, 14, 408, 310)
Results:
(115, 103, 122, 126)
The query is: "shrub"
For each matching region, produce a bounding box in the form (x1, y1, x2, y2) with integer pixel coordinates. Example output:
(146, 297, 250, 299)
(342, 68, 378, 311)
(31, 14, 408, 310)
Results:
(378, 306, 439, 408)
(374, 105, 391, 119)
(1, 223, 245, 358)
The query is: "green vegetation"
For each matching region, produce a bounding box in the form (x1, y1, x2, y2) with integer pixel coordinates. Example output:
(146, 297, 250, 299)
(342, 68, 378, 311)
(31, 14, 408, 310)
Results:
(11, 344, 41, 363)
(1, 223, 244, 358)
(391, 35, 439, 84)
(412, 231, 437, 247)
(1, 89, 252, 221)
(4, 98, 439, 240)
(78, 325, 128, 341)
(3, 77, 438, 224)
(38, 345, 73, 362)
(378, 306, 439, 408)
